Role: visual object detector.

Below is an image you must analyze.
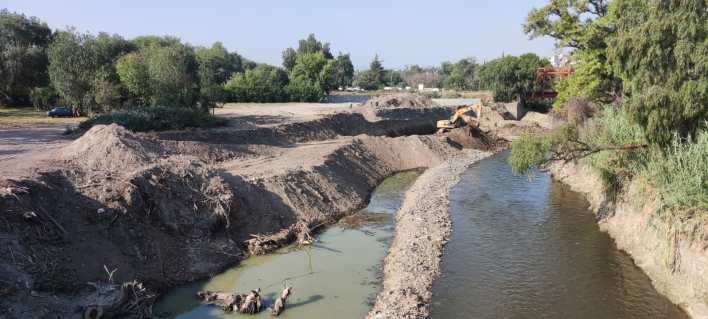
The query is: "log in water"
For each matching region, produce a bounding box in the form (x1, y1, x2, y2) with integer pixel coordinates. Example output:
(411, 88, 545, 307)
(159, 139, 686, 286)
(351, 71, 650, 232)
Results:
(154, 170, 422, 318)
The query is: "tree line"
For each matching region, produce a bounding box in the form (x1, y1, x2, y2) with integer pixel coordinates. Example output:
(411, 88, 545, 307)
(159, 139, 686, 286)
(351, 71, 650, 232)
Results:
(0, 10, 357, 112)
(1, 8, 551, 114)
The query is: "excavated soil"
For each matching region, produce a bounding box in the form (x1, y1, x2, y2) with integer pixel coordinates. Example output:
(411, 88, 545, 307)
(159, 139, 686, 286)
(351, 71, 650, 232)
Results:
(0, 98, 556, 318)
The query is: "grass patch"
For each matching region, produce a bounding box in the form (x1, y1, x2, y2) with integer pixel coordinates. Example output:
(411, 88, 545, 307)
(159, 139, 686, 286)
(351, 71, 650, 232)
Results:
(79, 106, 228, 132)
(0, 107, 85, 126)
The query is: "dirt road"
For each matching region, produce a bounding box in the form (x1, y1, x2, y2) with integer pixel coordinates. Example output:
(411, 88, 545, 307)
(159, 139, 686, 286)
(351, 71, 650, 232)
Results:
(0, 125, 74, 179)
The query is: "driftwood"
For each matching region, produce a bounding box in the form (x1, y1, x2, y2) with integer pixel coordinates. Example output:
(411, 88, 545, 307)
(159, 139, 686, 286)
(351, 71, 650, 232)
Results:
(198, 288, 262, 314)
(270, 286, 292, 316)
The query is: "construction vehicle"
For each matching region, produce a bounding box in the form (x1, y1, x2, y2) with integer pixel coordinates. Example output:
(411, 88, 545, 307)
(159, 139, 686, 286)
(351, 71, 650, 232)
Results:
(436, 103, 482, 132)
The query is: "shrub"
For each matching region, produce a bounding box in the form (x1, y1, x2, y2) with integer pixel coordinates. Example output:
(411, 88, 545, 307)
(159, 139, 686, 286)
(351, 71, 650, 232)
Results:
(644, 130, 708, 209)
(79, 106, 226, 132)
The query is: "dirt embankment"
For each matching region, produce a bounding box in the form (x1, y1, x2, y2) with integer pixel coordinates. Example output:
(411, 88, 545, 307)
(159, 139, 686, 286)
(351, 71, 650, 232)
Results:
(550, 161, 708, 318)
(0, 101, 472, 318)
(0, 95, 558, 318)
(367, 150, 490, 319)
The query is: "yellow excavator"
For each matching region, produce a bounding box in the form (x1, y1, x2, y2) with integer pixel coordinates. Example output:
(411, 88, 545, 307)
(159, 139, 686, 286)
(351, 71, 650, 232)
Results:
(436, 103, 482, 132)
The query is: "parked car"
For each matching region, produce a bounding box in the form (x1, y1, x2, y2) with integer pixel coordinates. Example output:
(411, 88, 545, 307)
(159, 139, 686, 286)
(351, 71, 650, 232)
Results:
(47, 107, 73, 118)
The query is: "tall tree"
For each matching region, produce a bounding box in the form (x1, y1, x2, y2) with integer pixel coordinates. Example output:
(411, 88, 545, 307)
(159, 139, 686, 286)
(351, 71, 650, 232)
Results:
(607, 0, 708, 145)
(48, 30, 133, 114)
(525, 0, 616, 108)
(333, 53, 354, 89)
(0, 10, 52, 105)
(476, 53, 549, 102)
(195, 42, 244, 107)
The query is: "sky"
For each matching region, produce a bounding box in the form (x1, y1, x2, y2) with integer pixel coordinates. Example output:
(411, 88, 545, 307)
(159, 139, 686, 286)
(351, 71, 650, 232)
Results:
(3, 0, 557, 69)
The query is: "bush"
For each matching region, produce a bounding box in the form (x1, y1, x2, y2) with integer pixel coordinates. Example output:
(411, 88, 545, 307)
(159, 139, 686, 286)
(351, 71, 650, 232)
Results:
(79, 106, 226, 132)
(644, 130, 708, 210)
(224, 65, 289, 102)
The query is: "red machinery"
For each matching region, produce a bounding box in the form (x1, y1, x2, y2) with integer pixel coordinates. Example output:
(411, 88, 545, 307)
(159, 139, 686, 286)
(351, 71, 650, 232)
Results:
(532, 67, 574, 99)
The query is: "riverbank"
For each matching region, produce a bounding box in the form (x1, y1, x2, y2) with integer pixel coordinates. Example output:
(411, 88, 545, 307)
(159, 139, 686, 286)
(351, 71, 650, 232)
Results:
(367, 150, 490, 319)
(550, 160, 708, 318)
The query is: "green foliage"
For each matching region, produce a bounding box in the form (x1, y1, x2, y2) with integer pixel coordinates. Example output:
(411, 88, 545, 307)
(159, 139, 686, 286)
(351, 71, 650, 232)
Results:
(29, 86, 57, 110)
(509, 134, 552, 176)
(524, 0, 610, 50)
(0, 9, 52, 105)
(477, 53, 549, 102)
(48, 30, 133, 114)
(286, 76, 324, 102)
(552, 50, 615, 110)
(196, 42, 244, 107)
(115, 52, 150, 104)
(116, 39, 199, 108)
(355, 55, 387, 90)
(645, 130, 708, 209)
(333, 53, 354, 88)
(224, 64, 289, 102)
(607, 0, 708, 146)
(440, 58, 477, 90)
(80, 105, 226, 132)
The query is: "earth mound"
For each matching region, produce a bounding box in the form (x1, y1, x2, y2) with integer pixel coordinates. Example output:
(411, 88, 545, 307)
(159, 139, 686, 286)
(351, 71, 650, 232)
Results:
(58, 124, 162, 172)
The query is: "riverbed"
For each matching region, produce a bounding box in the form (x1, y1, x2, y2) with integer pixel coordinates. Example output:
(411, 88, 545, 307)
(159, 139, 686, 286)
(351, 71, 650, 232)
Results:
(154, 170, 422, 318)
(430, 152, 687, 318)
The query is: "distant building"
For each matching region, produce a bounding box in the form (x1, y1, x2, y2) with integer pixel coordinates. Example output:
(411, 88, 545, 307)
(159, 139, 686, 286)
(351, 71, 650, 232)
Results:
(548, 52, 570, 68)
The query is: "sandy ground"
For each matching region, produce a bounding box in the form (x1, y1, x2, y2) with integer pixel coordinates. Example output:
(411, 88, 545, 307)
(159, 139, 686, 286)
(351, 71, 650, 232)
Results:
(367, 150, 491, 319)
(0, 125, 74, 179)
(216, 102, 357, 129)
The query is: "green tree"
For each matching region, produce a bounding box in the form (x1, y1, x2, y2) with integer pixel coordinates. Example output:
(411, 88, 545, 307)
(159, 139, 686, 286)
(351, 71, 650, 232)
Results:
(145, 43, 199, 108)
(115, 52, 150, 104)
(477, 54, 549, 102)
(195, 42, 244, 107)
(282, 34, 333, 72)
(333, 53, 354, 89)
(369, 55, 385, 88)
(607, 0, 708, 145)
(48, 30, 133, 114)
(441, 58, 477, 90)
(0, 10, 53, 105)
(224, 64, 289, 102)
(524, 0, 616, 108)
(115, 38, 199, 108)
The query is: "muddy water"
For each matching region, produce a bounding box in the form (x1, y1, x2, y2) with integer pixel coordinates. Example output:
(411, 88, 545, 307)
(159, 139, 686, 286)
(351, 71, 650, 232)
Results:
(430, 153, 687, 318)
(154, 170, 422, 318)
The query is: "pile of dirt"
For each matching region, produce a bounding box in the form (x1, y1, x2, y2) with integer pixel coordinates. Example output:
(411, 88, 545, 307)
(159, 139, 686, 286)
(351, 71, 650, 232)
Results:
(444, 126, 507, 151)
(59, 124, 162, 172)
(361, 93, 437, 109)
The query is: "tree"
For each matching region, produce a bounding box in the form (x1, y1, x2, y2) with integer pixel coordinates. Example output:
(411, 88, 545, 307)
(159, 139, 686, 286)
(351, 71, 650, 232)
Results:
(524, 0, 617, 108)
(286, 52, 335, 101)
(476, 54, 549, 102)
(224, 64, 289, 102)
(524, 0, 610, 50)
(282, 34, 333, 72)
(333, 53, 354, 89)
(196, 42, 244, 107)
(606, 0, 708, 145)
(368, 55, 385, 88)
(48, 30, 133, 114)
(282, 47, 297, 72)
(116, 38, 199, 108)
(115, 52, 150, 105)
(0, 10, 52, 105)
(440, 58, 477, 90)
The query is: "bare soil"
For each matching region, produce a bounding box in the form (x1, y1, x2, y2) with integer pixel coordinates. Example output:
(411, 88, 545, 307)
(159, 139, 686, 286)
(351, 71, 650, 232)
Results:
(0, 97, 556, 318)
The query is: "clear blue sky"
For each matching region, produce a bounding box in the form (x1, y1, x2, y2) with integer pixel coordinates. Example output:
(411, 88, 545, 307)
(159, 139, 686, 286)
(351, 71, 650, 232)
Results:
(3, 0, 556, 69)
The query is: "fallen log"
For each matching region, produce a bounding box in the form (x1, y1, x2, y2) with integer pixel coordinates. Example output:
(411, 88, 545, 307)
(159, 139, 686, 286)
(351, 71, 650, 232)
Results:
(270, 286, 292, 316)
